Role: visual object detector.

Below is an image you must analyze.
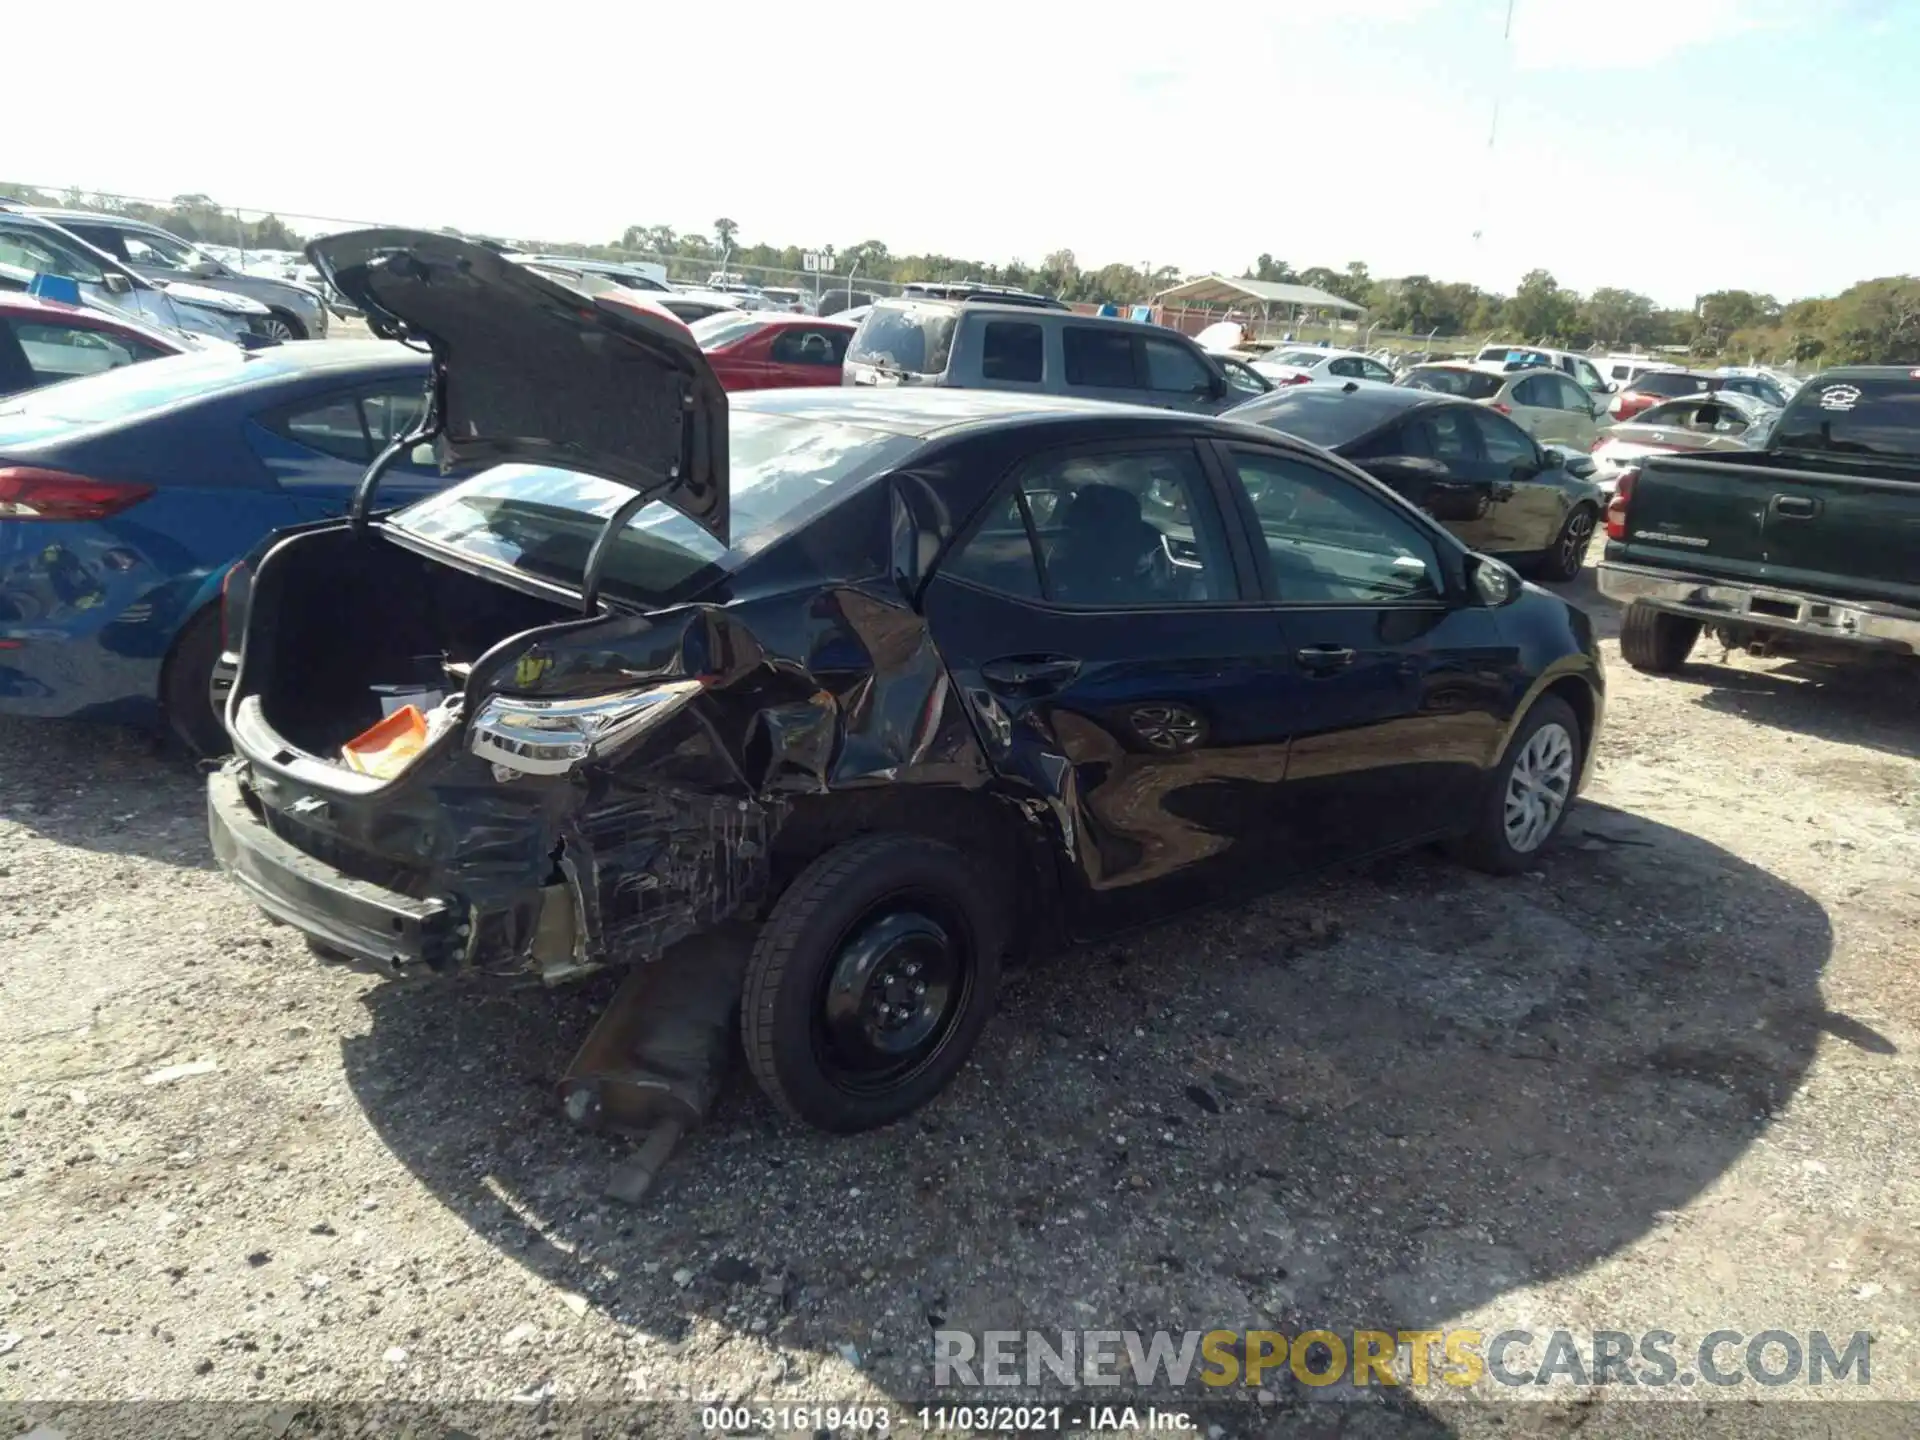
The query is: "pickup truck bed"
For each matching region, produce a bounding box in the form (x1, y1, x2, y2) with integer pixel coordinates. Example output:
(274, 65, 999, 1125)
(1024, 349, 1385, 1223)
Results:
(1597, 367, 1920, 672)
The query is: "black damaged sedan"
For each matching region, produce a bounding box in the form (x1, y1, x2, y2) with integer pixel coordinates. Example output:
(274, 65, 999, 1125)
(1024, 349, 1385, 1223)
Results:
(209, 231, 1603, 1134)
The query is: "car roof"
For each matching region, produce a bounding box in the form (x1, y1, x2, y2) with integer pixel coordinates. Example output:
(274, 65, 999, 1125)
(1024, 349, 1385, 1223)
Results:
(732, 385, 1202, 438)
(24, 207, 164, 232)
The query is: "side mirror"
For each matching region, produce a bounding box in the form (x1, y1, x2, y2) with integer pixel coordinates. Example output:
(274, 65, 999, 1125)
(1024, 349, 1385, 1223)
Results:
(102, 272, 133, 295)
(1466, 553, 1521, 607)
(409, 442, 438, 468)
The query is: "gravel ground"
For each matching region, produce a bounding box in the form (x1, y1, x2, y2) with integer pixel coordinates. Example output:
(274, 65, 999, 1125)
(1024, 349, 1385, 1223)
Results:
(3, 564, 1918, 1438)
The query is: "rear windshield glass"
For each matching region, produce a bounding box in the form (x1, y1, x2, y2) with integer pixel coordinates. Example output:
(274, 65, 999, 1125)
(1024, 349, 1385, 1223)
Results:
(690, 312, 765, 350)
(847, 305, 957, 375)
(388, 410, 923, 606)
(0, 345, 294, 430)
(1632, 371, 1709, 398)
(1772, 376, 1920, 463)
(1267, 349, 1326, 367)
(1227, 387, 1413, 449)
(1399, 366, 1502, 400)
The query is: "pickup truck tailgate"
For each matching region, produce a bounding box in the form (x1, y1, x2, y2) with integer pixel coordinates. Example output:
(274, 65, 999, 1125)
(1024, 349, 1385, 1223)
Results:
(1618, 453, 1920, 608)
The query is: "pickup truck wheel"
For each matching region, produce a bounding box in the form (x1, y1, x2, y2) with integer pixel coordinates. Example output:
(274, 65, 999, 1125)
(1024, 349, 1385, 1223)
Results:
(1539, 505, 1597, 583)
(1449, 694, 1581, 875)
(742, 834, 1004, 1133)
(161, 607, 229, 757)
(1619, 602, 1701, 673)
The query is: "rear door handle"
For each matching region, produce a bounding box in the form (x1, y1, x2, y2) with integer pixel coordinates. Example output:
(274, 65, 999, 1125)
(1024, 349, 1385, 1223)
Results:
(1772, 494, 1821, 519)
(1295, 645, 1356, 674)
(980, 655, 1082, 693)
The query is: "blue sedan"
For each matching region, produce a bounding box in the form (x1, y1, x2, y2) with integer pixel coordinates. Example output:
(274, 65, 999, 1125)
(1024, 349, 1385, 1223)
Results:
(0, 340, 439, 752)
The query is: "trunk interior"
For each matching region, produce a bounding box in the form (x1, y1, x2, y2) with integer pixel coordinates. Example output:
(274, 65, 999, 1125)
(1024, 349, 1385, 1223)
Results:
(245, 527, 578, 757)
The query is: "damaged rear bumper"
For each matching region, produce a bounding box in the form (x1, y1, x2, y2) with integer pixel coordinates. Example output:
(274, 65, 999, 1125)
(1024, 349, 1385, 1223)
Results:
(208, 768, 468, 971)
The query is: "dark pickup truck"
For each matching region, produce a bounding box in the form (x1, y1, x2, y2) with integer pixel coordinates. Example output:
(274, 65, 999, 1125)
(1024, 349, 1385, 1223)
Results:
(1598, 366, 1920, 673)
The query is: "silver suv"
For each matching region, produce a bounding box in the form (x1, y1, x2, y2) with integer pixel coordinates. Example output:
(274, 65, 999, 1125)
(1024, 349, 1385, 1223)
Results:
(844, 299, 1241, 413)
(37, 210, 331, 341)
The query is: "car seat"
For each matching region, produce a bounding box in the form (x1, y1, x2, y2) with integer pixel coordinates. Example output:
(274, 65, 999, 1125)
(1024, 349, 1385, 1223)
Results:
(1046, 484, 1166, 605)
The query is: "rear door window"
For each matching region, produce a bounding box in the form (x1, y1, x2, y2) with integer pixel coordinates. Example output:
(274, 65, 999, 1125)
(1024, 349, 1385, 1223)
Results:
(1062, 326, 1139, 388)
(979, 321, 1044, 383)
(769, 326, 849, 367)
(10, 318, 166, 383)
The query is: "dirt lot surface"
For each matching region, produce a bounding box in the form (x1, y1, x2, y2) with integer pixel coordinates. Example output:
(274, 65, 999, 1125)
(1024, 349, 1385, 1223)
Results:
(3, 566, 1918, 1437)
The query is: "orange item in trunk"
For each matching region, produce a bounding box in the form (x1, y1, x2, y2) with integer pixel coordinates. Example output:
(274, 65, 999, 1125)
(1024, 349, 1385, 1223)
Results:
(340, 704, 429, 779)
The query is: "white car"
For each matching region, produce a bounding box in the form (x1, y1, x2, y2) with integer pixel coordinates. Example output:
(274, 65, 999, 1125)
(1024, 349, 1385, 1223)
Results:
(1474, 343, 1612, 397)
(1251, 345, 1397, 388)
(1594, 353, 1683, 390)
(1588, 391, 1780, 495)
(1399, 361, 1609, 451)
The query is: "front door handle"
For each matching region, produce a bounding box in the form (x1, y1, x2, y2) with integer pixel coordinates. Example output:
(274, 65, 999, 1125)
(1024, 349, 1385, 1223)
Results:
(1771, 494, 1821, 520)
(980, 655, 1082, 693)
(1295, 645, 1356, 674)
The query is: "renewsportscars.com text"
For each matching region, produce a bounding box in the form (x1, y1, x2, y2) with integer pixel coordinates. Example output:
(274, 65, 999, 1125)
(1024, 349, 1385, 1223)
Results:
(934, 1328, 1872, 1390)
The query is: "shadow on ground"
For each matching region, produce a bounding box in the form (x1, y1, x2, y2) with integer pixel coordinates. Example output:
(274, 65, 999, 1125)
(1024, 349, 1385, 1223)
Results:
(0, 717, 215, 868)
(338, 797, 1842, 1425)
(1683, 658, 1920, 762)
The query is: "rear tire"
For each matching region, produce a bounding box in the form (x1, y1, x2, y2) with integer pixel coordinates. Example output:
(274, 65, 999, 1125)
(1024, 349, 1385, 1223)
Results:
(742, 834, 1005, 1133)
(1619, 601, 1700, 673)
(1450, 695, 1583, 875)
(162, 607, 228, 758)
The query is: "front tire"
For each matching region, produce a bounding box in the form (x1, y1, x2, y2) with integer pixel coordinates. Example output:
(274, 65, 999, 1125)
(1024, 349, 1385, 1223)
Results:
(1538, 505, 1597, 583)
(1619, 602, 1700, 673)
(260, 311, 303, 341)
(1450, 695, 1582, 875)
(162, 607, 228, 757)
(742, 834, 1005, 1133)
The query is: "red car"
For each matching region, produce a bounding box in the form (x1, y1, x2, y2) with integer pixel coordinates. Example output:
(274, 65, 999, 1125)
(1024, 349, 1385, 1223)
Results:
(1607, 368, 1718, 423)
(0, 290, 193, 398)
(691, 312, 855, 390)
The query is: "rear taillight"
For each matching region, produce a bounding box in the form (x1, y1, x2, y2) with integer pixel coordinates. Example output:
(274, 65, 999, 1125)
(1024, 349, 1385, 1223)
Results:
(1589, 435, 1608, 452)
(1279, 373, 1312, 386)
(1491, 401, 1512, 415)
(219, 560, 253, 650)
(0, 467, 154, 522)
(1604, 468, 1638, 541)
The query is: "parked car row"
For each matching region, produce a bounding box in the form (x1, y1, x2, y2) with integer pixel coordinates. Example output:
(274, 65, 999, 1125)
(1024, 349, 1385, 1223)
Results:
(3, 231, 1608, 1138)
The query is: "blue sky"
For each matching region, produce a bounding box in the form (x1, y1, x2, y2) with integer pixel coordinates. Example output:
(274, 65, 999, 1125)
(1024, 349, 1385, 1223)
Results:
(13, 0, 1916, 307)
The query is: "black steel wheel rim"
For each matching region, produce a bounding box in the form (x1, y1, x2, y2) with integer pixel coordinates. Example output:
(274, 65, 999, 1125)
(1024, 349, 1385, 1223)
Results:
(814, 894, 973, 1095)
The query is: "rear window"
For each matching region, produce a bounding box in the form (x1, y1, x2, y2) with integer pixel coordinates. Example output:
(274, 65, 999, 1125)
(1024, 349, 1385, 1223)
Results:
(690, 312, 766, 350)
(1772, 376, 1920, 464)
(1399, 366, 1502, 400)
(1632, 371, 1709, 398)
(1061, 326, 1137, 387)
(847, 304, 956, 375)
(388, 410, 923, 605)
(1226, 386, 1414, 449)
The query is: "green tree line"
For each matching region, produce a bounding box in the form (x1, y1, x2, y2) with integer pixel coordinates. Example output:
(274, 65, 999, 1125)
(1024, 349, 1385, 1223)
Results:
(9, 185, 1915, 366)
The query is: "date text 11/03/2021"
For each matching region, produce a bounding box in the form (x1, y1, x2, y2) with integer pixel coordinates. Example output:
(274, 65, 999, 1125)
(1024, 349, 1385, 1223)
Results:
(698, 1405, 1197, 1432)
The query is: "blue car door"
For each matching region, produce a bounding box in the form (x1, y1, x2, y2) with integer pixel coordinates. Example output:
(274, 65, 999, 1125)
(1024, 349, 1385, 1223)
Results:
(247, 379, 450, 520)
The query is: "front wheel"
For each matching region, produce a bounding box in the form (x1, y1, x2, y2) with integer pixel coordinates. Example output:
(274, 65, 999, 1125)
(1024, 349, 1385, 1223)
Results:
(1450, 695, 1582, 875)
(741, 834, 1005, 1133)
(1538, 505, 1597, 583)
(258, 312, 303, 341)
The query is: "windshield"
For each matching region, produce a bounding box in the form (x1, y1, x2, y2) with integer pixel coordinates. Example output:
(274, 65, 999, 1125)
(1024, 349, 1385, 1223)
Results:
(1399, 366, 1502, 400)
(690, 312, 766, 350)
(1772, 376, 1920, 464)
(389, 410, 924, 605)
(0, 344, 267, 432)
(847, 305, 957, 375)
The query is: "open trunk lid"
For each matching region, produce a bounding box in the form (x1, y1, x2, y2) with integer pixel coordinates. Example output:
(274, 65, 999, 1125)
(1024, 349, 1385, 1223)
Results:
(307, 229, 730, 544)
